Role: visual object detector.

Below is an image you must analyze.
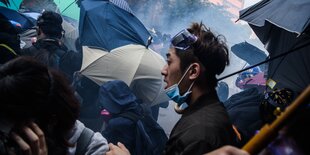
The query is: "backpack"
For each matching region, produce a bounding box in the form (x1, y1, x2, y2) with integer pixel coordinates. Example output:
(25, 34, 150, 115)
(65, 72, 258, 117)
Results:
(76, 127, 95, 155)
(119, 106, 168, 155)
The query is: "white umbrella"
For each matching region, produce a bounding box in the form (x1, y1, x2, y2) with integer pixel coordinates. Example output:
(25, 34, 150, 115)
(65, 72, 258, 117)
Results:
(80, 44, 169, 106)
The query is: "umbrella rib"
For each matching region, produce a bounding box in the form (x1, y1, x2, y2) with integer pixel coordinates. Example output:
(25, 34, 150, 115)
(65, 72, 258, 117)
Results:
(218, 37, 310, 81)
(238, 0, 271, 20)
(81, 54, 105, 72)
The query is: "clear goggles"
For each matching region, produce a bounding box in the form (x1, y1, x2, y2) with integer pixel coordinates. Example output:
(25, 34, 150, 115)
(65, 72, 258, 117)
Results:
(170, 29, 198, 50)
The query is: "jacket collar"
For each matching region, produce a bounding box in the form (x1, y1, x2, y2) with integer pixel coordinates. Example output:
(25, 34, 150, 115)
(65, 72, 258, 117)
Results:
(183, 90, 219, 115)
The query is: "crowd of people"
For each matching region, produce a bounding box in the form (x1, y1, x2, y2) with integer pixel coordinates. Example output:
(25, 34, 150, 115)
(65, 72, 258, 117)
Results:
(0, 2, 308, 155)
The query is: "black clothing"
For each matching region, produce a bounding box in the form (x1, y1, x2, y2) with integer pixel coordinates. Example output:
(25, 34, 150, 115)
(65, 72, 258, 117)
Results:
(224, 87, 264, 144)
(163, 92, 235, 155)
(21, 39, 82, 81)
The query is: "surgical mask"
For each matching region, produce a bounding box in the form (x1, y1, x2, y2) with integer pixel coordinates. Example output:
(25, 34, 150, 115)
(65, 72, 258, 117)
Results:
(165, 65, 195, 106)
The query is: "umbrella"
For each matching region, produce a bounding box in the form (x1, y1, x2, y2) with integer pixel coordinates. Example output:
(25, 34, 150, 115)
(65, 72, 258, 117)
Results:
(231, 41, 267, 71)
(80, 44, 169, 106)
(109, 0, 134, 14)
(0, 0, 9, 6)
(239, 0, 310, 93)
(62, 16, 79, 52)
(79, 0, 151, 51)
(0, 6, 35, 31)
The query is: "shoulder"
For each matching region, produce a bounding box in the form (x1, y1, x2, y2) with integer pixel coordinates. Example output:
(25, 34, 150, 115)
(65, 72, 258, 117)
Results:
(85, 132, 109, 155)
(20, 46, 39, 56)
(67, 120, 109, 155)
(181, 101, 230, 127)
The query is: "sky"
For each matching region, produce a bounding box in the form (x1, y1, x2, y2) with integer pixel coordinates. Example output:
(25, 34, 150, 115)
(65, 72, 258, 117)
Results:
(243, 0, 262, 8)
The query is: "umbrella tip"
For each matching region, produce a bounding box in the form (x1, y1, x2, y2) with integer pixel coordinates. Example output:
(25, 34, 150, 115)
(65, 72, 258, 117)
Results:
(146, 36, 153, 48)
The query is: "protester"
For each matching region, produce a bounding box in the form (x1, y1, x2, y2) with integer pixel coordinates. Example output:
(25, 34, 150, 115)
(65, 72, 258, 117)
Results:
(21, 11, 81, 82)
(161, 22, 236, 154)
(99, 80, 167, 155)
(0, 57, 108, 155)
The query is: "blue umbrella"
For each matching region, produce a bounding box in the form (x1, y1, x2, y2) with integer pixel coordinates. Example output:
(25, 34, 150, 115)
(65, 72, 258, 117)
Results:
(0, 6, 35, 31)
(79, 0, 151, 51)
(239, 0, 310, 93)
(109, 0, 133, 14)
(231, 41, 267, 71)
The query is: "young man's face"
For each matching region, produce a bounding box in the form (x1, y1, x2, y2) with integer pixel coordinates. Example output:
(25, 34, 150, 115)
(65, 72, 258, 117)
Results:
(161, 48, 183, 89)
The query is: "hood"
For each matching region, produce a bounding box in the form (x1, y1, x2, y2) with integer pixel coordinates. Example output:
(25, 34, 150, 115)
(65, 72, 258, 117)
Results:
(98, 80, 139, 114)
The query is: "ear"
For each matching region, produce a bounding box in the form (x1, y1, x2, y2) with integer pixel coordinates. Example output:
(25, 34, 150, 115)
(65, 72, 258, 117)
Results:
(188, 63, 200, 80)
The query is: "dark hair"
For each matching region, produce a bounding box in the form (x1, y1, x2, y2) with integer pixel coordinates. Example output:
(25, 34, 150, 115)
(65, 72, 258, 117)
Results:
(175, 22, 229, 89)
(0, 57, 79, 154)
(37, 11, 63, 39)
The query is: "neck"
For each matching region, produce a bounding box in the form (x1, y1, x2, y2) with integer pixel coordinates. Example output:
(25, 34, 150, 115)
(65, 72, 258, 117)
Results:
(188, 85, 207, 105)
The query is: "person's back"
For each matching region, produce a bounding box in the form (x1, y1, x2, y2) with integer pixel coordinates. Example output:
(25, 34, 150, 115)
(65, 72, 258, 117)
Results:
(23, 38, 81, 81)
(20, 11, 82, 81)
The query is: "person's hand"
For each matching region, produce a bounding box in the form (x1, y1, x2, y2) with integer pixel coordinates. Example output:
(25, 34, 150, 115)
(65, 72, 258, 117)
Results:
(204, 146, 249, 155)
(106, 142, 130, 155)
(11, 122, 48, 155)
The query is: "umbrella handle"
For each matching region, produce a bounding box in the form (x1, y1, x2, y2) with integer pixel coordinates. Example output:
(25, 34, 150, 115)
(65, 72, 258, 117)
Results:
(242, 85, 310, 154)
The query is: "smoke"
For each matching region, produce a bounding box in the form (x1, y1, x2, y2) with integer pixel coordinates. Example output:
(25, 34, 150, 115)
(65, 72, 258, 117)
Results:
(130, 0, 262, 45)
(128, 0, 266, 96)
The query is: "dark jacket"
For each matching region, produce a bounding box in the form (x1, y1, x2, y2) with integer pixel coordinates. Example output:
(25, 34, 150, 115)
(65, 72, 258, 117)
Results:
(99, 80, 145, 154)
(100, 80, 167, 155)
(224, 87, 264, 144)
(163, 92, 235, 155)
(21, 39, 82, 81)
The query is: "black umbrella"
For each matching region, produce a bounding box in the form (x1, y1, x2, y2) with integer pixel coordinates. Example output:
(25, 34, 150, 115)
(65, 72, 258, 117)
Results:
(239, 0, 310, 93)
(231, 41, 267, 71)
